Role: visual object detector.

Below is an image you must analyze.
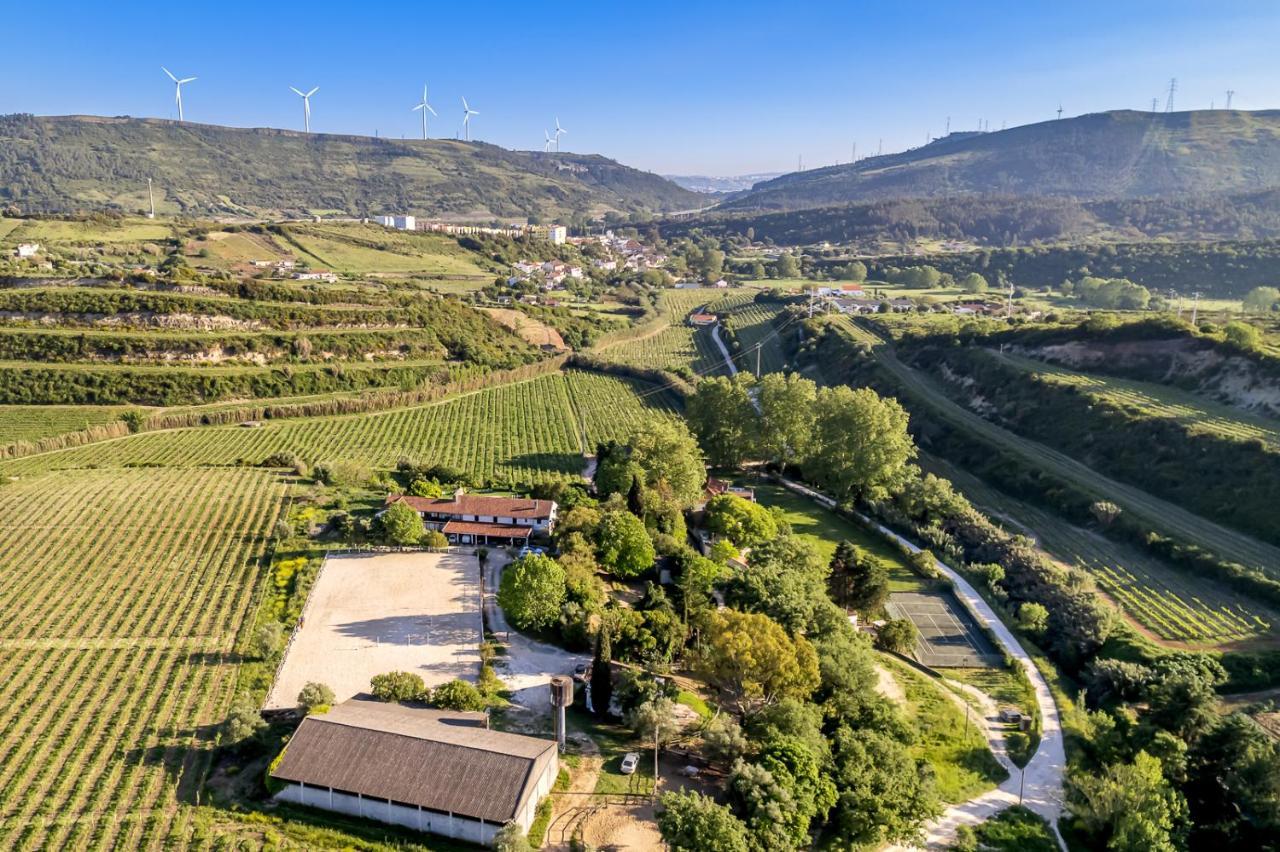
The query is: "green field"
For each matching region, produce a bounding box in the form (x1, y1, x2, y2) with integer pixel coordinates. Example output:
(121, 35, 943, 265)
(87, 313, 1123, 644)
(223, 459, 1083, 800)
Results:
(831, 316, 1280, 575)
(596, 324, 724, 374)
(923, 454, 1276, 646)
(995, 352, 1280, 450)
(722, 302, 791, 375)
(0, 371, 680, 483)
(0, 466, 290, 849)
(749, 480, 926, 593)
(0, 404, 137, 448)
(284, 227, 491, 277)
(1, 216, 176, 244)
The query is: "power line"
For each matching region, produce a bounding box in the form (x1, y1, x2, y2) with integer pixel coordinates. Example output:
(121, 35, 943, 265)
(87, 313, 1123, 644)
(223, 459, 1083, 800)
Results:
(1226, 89, 1235, 109)
(1165, 78, 1177, 113)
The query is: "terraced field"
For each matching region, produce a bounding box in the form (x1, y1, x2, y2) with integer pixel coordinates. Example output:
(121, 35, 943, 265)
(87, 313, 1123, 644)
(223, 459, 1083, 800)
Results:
(0, 467, 290, 849)
(0, 371, 680, 483)
(924, 455, 1275, 646)
(995, 351, 1280, 449)
(596, 323, 725, 374)
(831, 316, 1280, 575)
(0, 404, 137, 447)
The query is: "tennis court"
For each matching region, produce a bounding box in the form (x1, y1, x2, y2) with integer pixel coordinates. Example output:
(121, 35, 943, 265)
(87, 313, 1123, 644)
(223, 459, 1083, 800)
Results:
(886, 590, 1003, 668)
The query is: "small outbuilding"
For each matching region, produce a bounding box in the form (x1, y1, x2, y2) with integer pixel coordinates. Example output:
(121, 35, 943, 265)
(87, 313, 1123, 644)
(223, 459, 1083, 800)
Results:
(270, 699, 559, 846)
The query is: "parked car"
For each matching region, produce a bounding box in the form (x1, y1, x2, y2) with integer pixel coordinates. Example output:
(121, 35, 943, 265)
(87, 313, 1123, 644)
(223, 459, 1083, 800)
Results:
(573, 662, 591, 682)
(620, 752, 640, 775)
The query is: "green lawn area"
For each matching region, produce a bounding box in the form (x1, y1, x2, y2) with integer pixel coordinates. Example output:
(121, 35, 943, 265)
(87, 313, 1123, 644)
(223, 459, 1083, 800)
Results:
(749, 480, 927, 592)
(883, 657, 1009, 803)
(565, 706, 655, 796)
(3, 216, 174, 243)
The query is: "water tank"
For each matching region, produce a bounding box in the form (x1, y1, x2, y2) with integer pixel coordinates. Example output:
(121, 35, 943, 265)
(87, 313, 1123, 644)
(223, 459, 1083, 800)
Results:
(549, 675, 574, 708)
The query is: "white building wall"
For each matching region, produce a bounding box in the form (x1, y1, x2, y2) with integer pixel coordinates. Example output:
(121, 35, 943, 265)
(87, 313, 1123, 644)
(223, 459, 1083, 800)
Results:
(278, 783, 498, 846)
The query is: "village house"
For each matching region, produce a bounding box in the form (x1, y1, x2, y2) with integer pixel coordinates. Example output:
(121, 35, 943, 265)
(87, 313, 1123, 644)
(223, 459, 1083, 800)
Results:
(294, 270, 338, 282)
(271, 699, 559, 847)
(13, 243, 40, 258)
(384, 490, 557, 545)
(689, 312, 717, 326)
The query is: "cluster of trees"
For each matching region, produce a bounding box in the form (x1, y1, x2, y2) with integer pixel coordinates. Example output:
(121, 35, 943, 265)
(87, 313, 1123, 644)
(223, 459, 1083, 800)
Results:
(686, 372, 916, 502)
(1062, 275, 1153, 310)
(369, 670, 492, 711)
(1244, 285, 1280, 313)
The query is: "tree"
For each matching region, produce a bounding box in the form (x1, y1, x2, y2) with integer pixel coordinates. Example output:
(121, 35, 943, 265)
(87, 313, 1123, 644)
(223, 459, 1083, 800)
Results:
(705, 493, 778, 549)
(297, 681, 334, 714)
(629, 695, 681, 782)
(370, 670, 426, 703)
(431, 679, 487, 711)
(1090, 500, 1122, 527)
(1069, 751, 1188, 852)
(827, 724, 941, 846)
(251, 621, 284, 660)
(492, 821, 533, 852)
(679, 551, 728, 618)
(1144, 655, 1227, 741)
(627, 421, 706, 509)
(698, 610, 820, 714)
(223, 692, 267, 745)
(807, 386, 915, 502)
(596, 510, 656, 577)
(657, 790, 751, 852)
(773, 253, 799, 279)
(1017, 602, 1050, 635)
(847, 261, 868, 282)
(1185, 713, 1280, 848)
(1243, 285, 1280, 313)
(421, 529, 449, 548)
(497, 554, 566, 630)
(828, 540, 889, 614)
(686, 375, 758, 467)
(381, 501, 424, 545)
(960, 272, 989, 293)
(708, 538, 740, 565)
(590, 629, 613, 717)
(1224, 320, 1263, 350)
(732, 735, 837, 848)
(875, 618, 918, 654)
(757, 373, 817, 466)
(703, 713, 749, 765)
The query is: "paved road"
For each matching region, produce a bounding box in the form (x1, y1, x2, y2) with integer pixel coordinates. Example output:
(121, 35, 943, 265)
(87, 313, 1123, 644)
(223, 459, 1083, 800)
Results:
(776, 477, 1066, 851)
(710, 323, 738, 376)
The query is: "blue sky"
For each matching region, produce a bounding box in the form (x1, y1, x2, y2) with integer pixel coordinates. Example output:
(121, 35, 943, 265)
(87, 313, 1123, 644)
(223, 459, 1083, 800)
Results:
(2, 1, 1277, 175)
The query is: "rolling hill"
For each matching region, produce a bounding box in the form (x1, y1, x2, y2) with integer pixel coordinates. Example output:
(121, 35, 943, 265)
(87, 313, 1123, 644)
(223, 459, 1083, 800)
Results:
(0, 114, 704, 220)
(723, 109, 1280, 212)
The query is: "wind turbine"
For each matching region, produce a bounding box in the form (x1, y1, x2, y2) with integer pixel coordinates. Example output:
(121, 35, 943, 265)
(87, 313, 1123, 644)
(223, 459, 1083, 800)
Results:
(460, 97, 479, 141)
(412, 85, 436, 140)
(543, 130, 553, 152)
(290, 86, 319, 133)
(161, 67, 197, 122)
(553, 117, 567, 152)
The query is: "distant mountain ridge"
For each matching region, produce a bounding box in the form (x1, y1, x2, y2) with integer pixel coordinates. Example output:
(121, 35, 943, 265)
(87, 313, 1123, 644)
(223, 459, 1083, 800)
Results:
(664, 172, 784, 193)
(0, 114, 704, 220)
(723, 110, 1280, 212)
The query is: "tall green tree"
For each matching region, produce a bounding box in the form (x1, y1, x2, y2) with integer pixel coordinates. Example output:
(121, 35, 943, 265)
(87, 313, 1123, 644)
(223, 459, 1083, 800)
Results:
(596, 510, 656, 577)
(807, 386, 915, 502)
(697, 609, 820, 714)
(1186, 713, 1280, 848)
(828, 540, 889, 614)
(381, 501, 424, 545)
(1070, 751, 1188, 852)
(657, 790, 751, 852)
(685, 375, 758, 467)
(757, 373, 817, 466)
(497, 553, 566, 630)
(705, 493, 778, 549)
(627, 421, 706, 509)
(1243, 285, 1280, 313)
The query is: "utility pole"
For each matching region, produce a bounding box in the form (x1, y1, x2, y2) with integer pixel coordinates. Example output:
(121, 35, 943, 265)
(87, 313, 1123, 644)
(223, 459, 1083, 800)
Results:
(807, 286, 815, 319)
(1007, 280, 1014, 319)
(756, 344, 762, 379)
(1151, 97, 1159, 113)
(1165, 77, 1177, 112)
(146, 178, 155, 219)
(1226, 89, 1235, 109)
(1019, 767, 1026, 806)
(1191, 291, 1202, 325)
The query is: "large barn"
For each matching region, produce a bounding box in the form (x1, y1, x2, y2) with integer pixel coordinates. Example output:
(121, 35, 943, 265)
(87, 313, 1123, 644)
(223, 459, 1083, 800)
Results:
(270, 699, 559, 846)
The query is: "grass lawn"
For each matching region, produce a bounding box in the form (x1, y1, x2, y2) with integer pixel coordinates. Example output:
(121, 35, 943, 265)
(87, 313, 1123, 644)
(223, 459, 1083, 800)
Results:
(749, 480, 928, 592)
(883, 657, 1009, 803)
(944, 666, 1041, 767)
(565, 706, 655, 796)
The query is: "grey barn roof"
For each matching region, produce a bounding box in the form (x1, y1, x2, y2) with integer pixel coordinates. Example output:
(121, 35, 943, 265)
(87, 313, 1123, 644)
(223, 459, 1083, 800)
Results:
(271, 699, 557, 824)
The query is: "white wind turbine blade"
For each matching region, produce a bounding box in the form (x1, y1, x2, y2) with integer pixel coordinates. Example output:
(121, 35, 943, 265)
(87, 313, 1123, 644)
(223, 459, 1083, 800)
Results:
(461, 96, 470, 112)
(306, 87, 319, 97)
(179, 76, 197, 84)
(290, 86, 305, 97)
(413, 103, 425, 112)
(425, 103, 436, 116)
(162, 66, 178, 82)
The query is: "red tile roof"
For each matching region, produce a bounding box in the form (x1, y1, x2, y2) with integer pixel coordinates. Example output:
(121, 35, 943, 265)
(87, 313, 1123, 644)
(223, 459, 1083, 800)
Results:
(442, 520, 532, 539)
(385, 493, 554, 520)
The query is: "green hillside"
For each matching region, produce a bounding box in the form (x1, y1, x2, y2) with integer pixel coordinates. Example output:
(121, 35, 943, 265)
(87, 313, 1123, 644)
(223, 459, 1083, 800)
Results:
(724, 109, 1280, 212)
(0, 114, 704, 219)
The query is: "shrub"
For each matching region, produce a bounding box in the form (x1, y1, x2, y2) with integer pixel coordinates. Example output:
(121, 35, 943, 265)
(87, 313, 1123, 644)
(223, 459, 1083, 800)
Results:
(381, 501, 424, 545)
(297, 682, 334, 714)
(430, 679, 487, 711)
(370, 670, 426, 703)
(251, 622, 285, 659)
(421, 529, 449, 549)
(874, 618, 918, 654)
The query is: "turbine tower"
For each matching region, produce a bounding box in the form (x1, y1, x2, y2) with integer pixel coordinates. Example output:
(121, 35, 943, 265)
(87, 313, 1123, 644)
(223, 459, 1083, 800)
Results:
(1057, 104, 1063, 120)
(553, 117, 567, 152)
(290, 86, 319, 133)
(161, 67, 196, 122)
(1226, 90, 1235, 109)
(412, 85, 436, 140)
(460, 97, 479, 141)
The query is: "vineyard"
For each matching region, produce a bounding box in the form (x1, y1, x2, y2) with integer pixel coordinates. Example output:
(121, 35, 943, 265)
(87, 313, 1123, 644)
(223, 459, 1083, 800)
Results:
(723, 303, 791, 375)
(0, 371, 680, 484)
(994, 352, 1280, 450)
(925, 455, 1275, 645)
(0, 467, 290, 849)
(595, 324, 725, 375)
(0, 404, 136, 447)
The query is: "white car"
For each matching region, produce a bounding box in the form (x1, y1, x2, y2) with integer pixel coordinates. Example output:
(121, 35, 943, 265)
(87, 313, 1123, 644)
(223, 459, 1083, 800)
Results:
(619, 752, 641, 775)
